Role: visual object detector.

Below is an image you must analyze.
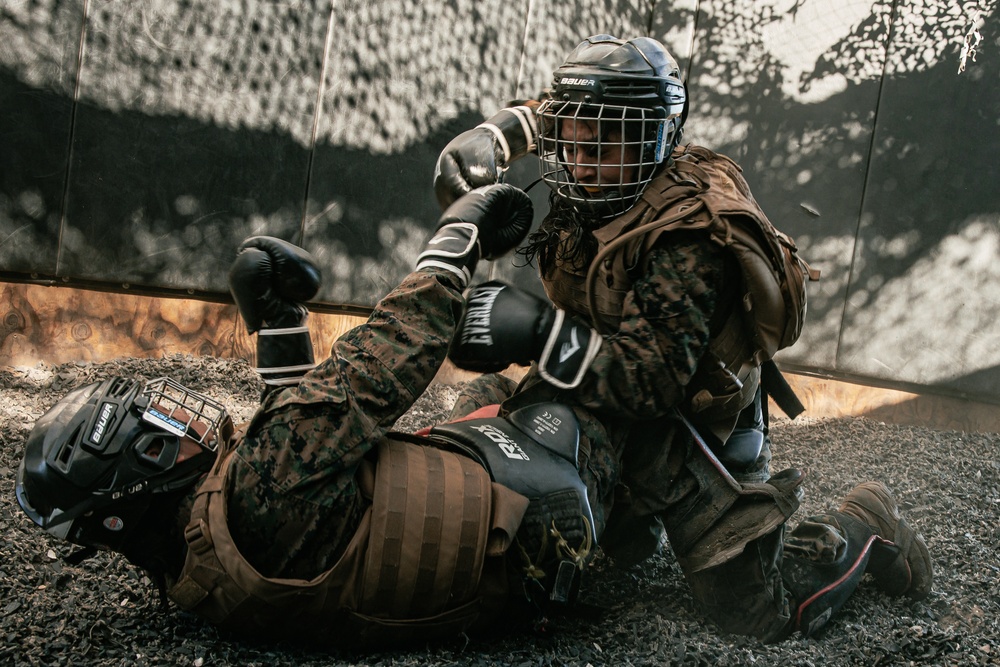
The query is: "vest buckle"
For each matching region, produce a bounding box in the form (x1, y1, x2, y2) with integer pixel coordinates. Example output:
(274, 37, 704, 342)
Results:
(183, 519, 214, 556)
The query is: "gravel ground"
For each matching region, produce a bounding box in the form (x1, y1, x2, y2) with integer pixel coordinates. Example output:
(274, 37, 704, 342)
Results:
(1, 355, 998, 666)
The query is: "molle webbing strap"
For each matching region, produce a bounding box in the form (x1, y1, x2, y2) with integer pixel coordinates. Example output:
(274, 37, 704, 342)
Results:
(361, 439, 491, 618)
(761, 359, 805, 419)
(168, 452, 246, 619)
(170, 448, 373, 629)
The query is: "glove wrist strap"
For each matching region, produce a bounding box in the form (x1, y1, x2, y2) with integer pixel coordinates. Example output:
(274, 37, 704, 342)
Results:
(478, 106, 538, 162)
(256, 325, 316, 386)
(415, 222, 480, 288)
(537, 310, 602, 390)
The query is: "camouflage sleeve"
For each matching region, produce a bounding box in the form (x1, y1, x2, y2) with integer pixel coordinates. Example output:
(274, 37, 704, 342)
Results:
(224, 269, 467, 578)
(572, 232, 727, 419)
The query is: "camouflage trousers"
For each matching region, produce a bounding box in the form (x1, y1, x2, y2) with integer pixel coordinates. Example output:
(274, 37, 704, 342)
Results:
(449, 371, 871, 642)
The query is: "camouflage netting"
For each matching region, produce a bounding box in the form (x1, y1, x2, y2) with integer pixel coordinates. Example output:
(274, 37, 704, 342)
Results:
(4, 1, 1000, 392)
(1, 355, 998, 666)
(0, 0, 670, 151)
(5, 0, 992, 142)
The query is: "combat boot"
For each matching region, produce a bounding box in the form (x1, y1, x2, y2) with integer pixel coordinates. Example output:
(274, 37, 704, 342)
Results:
(837, 481, 933, 600)
(781, 511, 876, 637)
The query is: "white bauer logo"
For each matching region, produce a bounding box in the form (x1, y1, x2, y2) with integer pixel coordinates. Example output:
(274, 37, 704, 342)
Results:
(470, 424, 530, 461)
(559, 77, 596, 87)
(90, 402, 116, 444)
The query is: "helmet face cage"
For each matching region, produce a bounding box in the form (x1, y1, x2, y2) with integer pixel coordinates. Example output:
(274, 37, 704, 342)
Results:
(141, 377, 229, 446)
(538, 100, 673, 218)
(538, 35, 687, 219)
(15, 376, 231, 551)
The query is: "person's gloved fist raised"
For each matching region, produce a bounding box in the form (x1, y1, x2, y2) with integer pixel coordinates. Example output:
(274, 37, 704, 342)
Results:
(228, 236, 322, 334)
(417, 184, 533, 288)
(434, 105, 539, 209)
(228, 236, 321, 388)
(449, 281, 602, 390)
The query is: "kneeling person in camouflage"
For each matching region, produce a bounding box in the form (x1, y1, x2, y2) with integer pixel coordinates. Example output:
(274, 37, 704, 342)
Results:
(436, 33, 932, 641)
(14, 184, 613, 647)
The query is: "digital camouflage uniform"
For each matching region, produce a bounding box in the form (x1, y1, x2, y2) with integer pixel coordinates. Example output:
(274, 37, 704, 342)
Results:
(435, 32, 929, 641)
(222, 269, 463, 579)
(167, 269, 620, 642)
(452, 146, 847, 640)
(453, 220, 732, 561)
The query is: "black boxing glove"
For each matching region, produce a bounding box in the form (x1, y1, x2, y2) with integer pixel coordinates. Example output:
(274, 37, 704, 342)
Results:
(228, 236, 322, 387)
(449, 281, 602, 390)
(433, 104, 539, 209)
(416, 184, 533, 288)
(228, 236, 321, 333)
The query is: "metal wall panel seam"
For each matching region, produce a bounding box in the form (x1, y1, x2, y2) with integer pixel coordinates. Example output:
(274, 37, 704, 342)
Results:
(55, 0, 91, 278)
(835, 0, 900, 371)
(300, 5, 339, 249)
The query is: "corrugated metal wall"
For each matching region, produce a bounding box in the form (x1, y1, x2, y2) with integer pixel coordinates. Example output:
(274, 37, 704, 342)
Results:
(2, 0, 998, 402)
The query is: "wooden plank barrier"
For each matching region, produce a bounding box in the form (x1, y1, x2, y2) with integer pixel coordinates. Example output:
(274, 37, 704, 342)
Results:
(777, 372, 1000, 435)
(1, 281, 998, 434)
(0, 281, 364, 369)
(0, 282, 246, 364)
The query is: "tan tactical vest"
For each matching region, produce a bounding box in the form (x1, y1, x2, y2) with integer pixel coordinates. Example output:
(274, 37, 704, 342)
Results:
(541, 145, 816, 443)
(167, 435, 528, 647)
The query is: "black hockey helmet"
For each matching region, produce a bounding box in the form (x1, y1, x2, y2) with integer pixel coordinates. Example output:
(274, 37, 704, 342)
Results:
(538, 35, 688, 218)
(15, 376, 231, 553)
